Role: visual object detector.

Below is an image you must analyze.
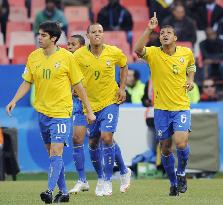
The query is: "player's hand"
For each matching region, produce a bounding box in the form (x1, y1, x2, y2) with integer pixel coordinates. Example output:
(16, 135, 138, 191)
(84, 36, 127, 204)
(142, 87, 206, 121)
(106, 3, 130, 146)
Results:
(148, 12, 158, 30)
(117, 88, 126, 104)
(6, 101, 16, 117)
(184, 80, 194, 92)
(86, 112, 96, 124)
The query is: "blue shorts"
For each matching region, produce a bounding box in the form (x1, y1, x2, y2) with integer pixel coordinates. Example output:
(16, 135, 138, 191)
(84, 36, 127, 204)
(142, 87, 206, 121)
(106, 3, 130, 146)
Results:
(38, 112, 72, 146)
(87, 104, 119, 138)
(154, 109, 191, 141)
(73, 97, 88, 127)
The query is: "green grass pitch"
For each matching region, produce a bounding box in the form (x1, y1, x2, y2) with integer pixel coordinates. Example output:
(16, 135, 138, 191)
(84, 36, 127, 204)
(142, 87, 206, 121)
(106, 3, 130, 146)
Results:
(0, 178, 223, 205)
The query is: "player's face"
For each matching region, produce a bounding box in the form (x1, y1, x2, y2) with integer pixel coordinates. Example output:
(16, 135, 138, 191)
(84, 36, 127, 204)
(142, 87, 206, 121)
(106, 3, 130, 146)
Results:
(87, 24, 104, 46)
(38, 29, 55, 49)
(159, 28, 177, 46)
(67, 37, 82, 53)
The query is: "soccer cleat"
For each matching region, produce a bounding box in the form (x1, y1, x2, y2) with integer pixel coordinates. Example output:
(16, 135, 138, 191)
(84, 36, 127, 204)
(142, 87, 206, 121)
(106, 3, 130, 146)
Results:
(40, 190, 53, 204)
(103, 180, 112, 196)
(69, 180, 90, 194)
(120, 168, 131, 193)
(95, 178, 104, 196)
(169, 185, 179, 196)
(177, 173, 187, 193)
(53, 191, 69, 203)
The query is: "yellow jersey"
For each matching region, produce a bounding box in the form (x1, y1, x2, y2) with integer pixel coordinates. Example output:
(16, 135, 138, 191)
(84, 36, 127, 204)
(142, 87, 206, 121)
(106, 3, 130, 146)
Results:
(22, 47, 83, 118)
(143, 46, 195, 111)
(73, 44, 127, 112)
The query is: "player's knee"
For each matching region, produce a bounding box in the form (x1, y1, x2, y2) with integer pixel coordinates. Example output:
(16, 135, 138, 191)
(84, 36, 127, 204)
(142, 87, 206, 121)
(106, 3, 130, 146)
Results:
(101, 133, 113, 145)
(176, 141, 187, 149)
(73, 134, 84, 144)
(89, 138, 99, 149)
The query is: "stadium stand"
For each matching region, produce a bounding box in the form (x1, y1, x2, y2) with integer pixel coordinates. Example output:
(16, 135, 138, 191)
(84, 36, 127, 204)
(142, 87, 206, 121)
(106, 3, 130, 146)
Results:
(12, 45, 36, 64)
(8, 0, 25, 7)
(0, 45, 9, 64)
(68, 21, 89, 36)
(120, 0, 147, 8)
(8, 31, 35, 59)
(64, 6, 90, 23)
(128, 6, 149, 31)
(6, 22, 31, 47)
(0, 33, 4, 45)
(8, 6, 28, 22)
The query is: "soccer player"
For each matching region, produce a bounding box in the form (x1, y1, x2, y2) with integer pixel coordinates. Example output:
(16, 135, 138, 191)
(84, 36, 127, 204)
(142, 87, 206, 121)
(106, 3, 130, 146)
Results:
(67, 34, 131, 195)
(134, 12, 196, 196)
(71, 23, 131, 196)
(6, 21, 96, 204)
(67, 34, 90, 193)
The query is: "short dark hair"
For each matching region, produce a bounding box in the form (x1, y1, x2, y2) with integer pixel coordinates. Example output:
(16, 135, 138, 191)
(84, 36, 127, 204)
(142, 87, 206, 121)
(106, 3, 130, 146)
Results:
(87, 23, 103, 33)
(71, 34, 85, 46)
(160, 25, 177, 36)
(39, 21, 62, 44)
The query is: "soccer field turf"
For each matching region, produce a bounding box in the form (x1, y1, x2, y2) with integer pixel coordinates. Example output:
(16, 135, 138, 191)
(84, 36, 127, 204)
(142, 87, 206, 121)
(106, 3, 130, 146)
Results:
(0, 179, 223, 205)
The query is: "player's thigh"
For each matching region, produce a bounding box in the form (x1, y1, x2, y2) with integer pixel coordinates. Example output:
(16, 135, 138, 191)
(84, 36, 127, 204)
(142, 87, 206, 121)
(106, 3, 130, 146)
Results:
(173, 131, 189, 149)
(154, 109, 173, 141)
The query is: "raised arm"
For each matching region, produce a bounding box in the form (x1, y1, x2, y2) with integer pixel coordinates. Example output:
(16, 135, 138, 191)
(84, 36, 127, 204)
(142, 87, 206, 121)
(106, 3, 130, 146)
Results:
(6, 81, 32, 116)
(134, 12, 158, 57)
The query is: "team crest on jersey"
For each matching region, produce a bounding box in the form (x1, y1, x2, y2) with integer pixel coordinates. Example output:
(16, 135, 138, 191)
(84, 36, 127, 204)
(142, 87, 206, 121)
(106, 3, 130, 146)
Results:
(54, 62, 61, 69)
(106, 60, 111, 67)
(179, 57, 184, 63)
(157, 130, 162, 137)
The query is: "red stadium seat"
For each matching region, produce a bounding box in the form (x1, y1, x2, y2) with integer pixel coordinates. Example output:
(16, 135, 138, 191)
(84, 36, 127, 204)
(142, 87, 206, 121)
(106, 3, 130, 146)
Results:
(64, 6, 89, 23)
(6, 22, 31, 47)
(120, 0, 147, 8)
(68, 21, 90, 36)
(91, 0, 108, 22)
(128, 6, 149, 22)
(128, 7, 149, 30)
(8, 31, 35, 59)
(177, 41, 193, 49)
(8, 7, 28, 22)
(12, 45, 36, 64)
(8, 0, 25, 7)
(0, 45, 9, 64)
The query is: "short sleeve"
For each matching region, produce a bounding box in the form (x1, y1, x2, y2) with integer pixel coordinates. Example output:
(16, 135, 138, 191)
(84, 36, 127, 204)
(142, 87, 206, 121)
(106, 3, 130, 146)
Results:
(69, 55, 84, 86)
(22, 58, 33, 83)
(188, 49, 195, 66)
(116, 47, 127, 68)
(142, 46, 156, 63)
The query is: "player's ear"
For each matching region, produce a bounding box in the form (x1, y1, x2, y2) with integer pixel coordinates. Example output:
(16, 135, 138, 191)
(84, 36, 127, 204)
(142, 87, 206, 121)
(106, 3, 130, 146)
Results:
(51, 36, 57, 44)
(174, 35, 177, 42)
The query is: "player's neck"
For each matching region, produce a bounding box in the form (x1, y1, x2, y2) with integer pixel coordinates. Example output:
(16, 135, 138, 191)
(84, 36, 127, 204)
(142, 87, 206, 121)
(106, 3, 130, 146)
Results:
(89, 44, 104, 57)
(162, 45, 176, 56)
(43, 44, 58, 57)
